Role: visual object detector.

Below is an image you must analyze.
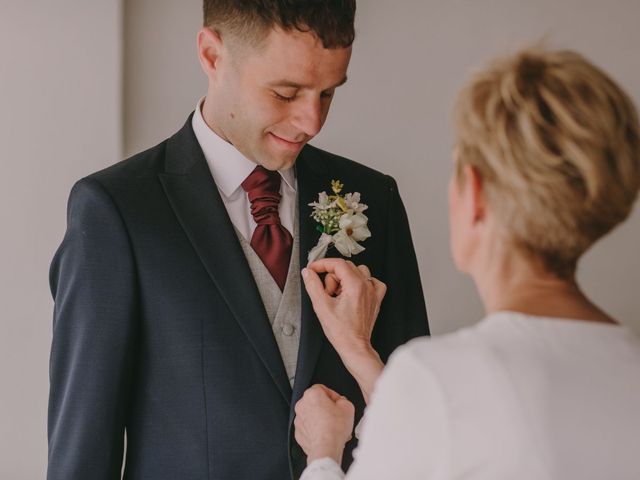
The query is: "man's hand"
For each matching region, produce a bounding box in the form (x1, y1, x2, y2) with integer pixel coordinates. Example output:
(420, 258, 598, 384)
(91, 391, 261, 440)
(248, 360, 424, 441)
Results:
(294, 384, 355, 465)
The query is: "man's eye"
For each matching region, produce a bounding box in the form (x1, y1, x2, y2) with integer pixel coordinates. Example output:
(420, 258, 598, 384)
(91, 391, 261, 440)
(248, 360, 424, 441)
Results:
(274, 92, 296, 103)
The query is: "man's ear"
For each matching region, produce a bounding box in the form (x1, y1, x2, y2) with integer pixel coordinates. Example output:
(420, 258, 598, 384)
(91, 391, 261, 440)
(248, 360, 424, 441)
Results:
(464, 164, 486, 225)
(197, 27, 224, 81)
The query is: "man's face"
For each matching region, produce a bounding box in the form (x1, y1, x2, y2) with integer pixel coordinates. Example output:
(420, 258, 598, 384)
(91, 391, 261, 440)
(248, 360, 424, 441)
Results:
(206, 28, 352, 171)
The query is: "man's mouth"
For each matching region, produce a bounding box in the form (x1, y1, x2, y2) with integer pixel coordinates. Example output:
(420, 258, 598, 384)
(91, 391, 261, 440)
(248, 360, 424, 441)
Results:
(269, 132, 307, 149)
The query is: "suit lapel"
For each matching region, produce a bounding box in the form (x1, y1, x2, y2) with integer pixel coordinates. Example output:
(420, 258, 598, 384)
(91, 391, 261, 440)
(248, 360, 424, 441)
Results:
(158, 116, 291, 404)
(290, 147, 333, 409)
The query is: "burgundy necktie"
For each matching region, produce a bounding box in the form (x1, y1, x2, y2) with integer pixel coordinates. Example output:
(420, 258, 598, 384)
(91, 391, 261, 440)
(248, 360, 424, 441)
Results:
(241, 166, 293, 291)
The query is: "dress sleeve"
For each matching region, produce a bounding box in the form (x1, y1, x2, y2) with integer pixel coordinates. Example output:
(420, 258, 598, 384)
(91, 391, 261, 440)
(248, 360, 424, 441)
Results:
(300, 458, 346, 480)
(345, 344, 450, 479)
(298, 343, 450, 480)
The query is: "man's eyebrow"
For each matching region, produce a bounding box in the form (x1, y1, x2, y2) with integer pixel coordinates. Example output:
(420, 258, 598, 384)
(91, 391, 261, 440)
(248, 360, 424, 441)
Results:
(267, 76, 348, 90)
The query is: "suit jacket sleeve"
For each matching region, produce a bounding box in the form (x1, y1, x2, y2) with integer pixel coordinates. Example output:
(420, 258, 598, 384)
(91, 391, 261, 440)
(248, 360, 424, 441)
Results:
(48, 177, 138, 480)
(374, 176, 429, 361)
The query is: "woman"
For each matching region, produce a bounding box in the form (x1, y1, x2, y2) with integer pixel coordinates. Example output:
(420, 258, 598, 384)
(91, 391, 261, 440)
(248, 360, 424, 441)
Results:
(294, 47, 640, 479)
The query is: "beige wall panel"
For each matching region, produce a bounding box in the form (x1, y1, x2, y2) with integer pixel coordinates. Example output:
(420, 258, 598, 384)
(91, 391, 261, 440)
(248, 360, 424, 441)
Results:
(0, 1, 122, 478)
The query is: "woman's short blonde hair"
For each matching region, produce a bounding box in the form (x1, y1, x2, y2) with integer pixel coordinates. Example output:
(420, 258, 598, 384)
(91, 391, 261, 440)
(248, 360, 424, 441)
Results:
(454, 47, 640, 277)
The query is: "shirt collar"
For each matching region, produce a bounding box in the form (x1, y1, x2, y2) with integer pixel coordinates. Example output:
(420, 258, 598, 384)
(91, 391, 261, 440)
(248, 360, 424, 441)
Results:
(192, 97, 296, 198)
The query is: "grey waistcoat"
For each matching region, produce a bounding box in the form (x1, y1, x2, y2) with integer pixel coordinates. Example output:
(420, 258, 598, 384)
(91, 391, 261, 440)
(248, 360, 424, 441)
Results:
(234, 216, 301, 386)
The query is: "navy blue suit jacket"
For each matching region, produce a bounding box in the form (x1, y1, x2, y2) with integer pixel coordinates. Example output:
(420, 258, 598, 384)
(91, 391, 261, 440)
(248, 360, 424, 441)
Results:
(48, 115, 429, 479)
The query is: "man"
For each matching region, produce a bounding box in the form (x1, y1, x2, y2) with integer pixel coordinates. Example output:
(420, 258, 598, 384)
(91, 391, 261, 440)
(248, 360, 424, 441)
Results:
(48, 2, 428, 479)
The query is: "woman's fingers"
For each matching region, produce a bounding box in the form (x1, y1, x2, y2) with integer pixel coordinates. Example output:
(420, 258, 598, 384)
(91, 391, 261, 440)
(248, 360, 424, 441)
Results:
(295, 385, 353, 418)
(371, 279, 387, 318)
(356, 264, 372, 280)
(294, 384, 342, 416)
(301, 268, 332, 312)
(308, 259, 376, 294)
(307, 260, 361, 299)
(324, 273, 341, 296)
(304, 260, 384, 352)
(317, 384, 343, 402)
(308, 259, 360, 281)
(372, 278, 387, 300)
(293, 384, 355, 462)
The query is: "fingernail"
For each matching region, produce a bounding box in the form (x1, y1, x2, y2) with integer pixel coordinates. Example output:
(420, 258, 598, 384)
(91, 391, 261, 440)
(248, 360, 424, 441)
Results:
(301, 268, 308, 279)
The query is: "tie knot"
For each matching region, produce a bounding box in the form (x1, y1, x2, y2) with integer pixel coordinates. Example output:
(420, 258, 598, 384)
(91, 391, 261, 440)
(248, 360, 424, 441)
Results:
(241, 165, 281, 195)
(242, 165, 283, 226)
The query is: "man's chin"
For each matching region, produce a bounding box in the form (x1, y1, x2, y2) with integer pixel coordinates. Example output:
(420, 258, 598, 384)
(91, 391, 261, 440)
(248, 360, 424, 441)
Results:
(261, 157, 298, 171)
(260, 148, 303, 171)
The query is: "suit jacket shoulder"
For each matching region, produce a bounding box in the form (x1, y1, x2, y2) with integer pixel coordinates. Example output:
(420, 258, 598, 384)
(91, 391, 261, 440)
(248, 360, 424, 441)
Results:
(87, 112, 203, 189)
(88, 139, 168, 189)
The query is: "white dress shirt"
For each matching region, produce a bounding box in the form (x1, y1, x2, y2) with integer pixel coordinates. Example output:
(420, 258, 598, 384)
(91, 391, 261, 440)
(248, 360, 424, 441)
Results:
(301, 312, 640, 480)
(192, 98, 297, 242)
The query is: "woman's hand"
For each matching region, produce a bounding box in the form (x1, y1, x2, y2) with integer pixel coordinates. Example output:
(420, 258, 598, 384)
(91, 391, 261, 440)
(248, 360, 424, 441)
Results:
(302, 259, 386, 355)
(302, 259, 387, 403)
(294, 384, 355, 465)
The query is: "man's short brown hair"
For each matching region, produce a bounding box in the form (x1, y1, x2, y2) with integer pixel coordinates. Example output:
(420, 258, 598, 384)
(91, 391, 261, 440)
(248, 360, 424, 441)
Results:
(454, 47, 640, 277)
(203, 0, 356, 49)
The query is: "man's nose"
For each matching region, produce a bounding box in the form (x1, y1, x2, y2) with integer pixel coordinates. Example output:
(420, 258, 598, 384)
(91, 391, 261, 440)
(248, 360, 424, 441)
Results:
(291, 97, 323, 138)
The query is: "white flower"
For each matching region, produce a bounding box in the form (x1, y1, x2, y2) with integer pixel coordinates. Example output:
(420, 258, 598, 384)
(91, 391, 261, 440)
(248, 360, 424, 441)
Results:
(333, 213, 371, 257)
(339, 212, 371, 241)
(307, 181, 372, 262)
(307, 233, 334, 264)
(343, 192, 368, 213)
(308, 192, 333, 210)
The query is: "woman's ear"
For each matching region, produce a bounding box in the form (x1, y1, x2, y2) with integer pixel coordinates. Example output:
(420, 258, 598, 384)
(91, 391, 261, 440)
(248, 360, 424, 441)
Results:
(463, 164, 486, 225)
(197, 27, 224, 81)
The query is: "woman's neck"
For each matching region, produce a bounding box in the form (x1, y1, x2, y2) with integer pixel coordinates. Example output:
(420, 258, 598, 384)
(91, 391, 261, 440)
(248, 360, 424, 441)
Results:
(472, 250, 616, 325)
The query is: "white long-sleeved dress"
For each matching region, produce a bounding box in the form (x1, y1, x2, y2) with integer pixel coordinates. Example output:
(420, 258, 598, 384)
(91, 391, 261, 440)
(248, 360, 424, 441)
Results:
(300, 312, 640, 480)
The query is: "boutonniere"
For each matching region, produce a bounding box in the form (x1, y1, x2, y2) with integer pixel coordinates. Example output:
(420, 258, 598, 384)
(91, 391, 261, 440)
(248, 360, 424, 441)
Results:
(307, 180, 372, 264)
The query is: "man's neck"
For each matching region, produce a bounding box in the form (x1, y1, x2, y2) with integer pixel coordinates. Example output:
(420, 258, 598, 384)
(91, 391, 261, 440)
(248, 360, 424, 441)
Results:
(200, 96, 231, 144)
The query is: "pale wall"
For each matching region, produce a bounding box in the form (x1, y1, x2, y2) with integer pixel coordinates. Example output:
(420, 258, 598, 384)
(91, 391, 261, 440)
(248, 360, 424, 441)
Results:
(0, 1, 122, 478)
